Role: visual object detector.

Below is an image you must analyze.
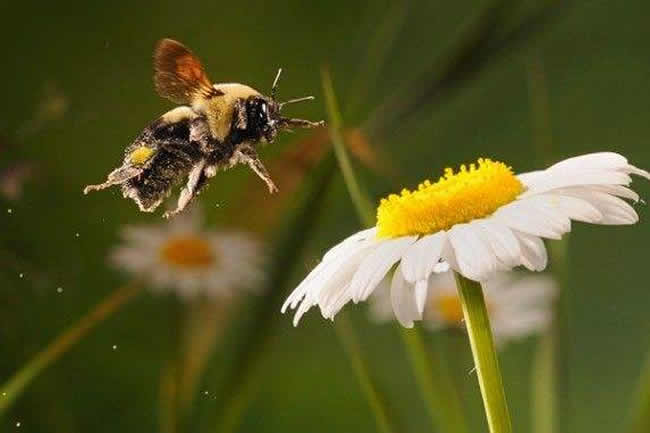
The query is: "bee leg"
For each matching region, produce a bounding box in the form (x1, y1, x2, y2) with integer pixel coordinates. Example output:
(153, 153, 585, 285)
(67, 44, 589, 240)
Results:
(163, 160, 207, 219)
(235, 146, 278, 193)
(83, 165, 141, 195)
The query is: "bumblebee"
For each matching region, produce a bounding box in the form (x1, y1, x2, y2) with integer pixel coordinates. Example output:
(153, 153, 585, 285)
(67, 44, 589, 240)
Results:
(84, 38, 323, 218)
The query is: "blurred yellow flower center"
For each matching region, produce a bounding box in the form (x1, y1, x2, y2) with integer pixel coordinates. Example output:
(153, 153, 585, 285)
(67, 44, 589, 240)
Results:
(160, 237, 215, 269)
(434, 295, 465, 324)
(376, 158, 523, 237)
(129, 146, 154, 165)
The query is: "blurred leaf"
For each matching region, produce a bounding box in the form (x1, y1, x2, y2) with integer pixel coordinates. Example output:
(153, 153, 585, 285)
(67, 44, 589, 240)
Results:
(0, 281, 141, 417)
(194, 152, 336, 433)
(626, 350, 650, 433)
(365, 0, 568, 137)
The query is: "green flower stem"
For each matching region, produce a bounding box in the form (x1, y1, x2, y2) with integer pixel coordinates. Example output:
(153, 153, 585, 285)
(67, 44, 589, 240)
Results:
(454, 272, 512, 433)
(323, 69, 468, 433)
(322, 67, 375, 227)
(527, 50, 569, 433)
(532, 332, 555, 433)
(322, 69, 397, 433)
(627, 349, 650, 433)
(399, 328, 468, 433)
(335, 314, 396, 433)
(0, 281, 141, 417)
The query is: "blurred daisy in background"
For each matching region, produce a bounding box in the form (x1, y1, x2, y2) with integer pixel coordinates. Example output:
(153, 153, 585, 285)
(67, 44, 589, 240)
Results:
(283, 152, 648, 326)
(370, 271, 557, 346)
(110, 206, 264, 300)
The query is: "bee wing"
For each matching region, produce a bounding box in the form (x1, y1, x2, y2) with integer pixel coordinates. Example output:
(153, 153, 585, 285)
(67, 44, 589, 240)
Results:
(153, 39, 222, 105)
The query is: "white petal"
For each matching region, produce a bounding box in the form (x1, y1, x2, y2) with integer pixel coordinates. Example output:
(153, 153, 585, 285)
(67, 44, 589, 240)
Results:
(515, 232, 548, 271)
(547, 152, 628, 171)
(516, 170, 545, 187)
(492, 198, 568, 240)
(474, 219, 521, 269)
(390, 265, 419, 328)
(545, 193, 603, 223)
(623, 164, 650, 179)
(446, 223, 497, 281)
(349, 236, 417, 302)
(281, 234, 377, 314)
(414, 280, 428, 315)
(587, 184, 639, 202)
(525, 169, 632, 197)
(322, 227, 378, 261)
(400, 232, 446, 283)
(557, 188, 639, 225)
(318, 246, 374, 319)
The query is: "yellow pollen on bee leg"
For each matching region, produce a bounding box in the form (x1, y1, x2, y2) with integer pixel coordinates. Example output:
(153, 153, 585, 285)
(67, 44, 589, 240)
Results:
(159, 237, 216, 269)
(129, 146, 154, 165)
(376, 158, 524, 238)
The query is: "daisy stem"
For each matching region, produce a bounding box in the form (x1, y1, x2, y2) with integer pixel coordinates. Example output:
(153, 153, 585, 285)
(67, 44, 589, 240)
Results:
(526, 49, 568, 433)
(335, 314, 396, 433)
(532, 332, 554, 433)
(398, 328, 468, 433)
(322, 70, 398, 433)
(0, 281, 141, 417)
(321, 67, 375, 227)
(454, 272, 512, 433)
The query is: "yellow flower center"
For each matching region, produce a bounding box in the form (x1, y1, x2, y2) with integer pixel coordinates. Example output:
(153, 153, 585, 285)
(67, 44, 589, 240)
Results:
(376, 158, 523, 238)
(160, 236, 215, 269)
(434, 295, 465, 324)
(129, 146, 154, 165)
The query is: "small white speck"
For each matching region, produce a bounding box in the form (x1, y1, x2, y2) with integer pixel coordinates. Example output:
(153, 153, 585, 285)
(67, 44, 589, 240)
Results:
(112, 345, 117, 350)
(7, 208, 12, 214)
(16, 422, 21, 427)
(19, 273, 24, 279)
(2, 392, 6, 396)
(203, 390, 209, 395)
(75, 232, 80, 238)
(57, 287, 64, 293)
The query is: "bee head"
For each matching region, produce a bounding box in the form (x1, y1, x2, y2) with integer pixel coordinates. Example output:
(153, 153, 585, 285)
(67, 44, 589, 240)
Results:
(258, 68, 324, 142)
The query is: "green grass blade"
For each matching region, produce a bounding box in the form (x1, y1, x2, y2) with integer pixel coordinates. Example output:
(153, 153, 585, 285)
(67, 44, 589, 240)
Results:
(0, 281, 141, 417)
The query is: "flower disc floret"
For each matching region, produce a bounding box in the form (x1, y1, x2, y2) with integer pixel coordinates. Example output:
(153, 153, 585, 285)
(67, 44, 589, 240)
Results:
(377, 159, 524, 238)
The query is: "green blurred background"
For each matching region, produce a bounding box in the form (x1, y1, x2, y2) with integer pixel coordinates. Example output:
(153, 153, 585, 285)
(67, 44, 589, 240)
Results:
(1, 0, 649, 432)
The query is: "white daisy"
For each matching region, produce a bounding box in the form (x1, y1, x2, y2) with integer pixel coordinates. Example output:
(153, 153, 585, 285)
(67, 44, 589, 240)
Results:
(282, 152, 648, 326)
(110, 207, 264, 299)
(370, 271, 557, 343)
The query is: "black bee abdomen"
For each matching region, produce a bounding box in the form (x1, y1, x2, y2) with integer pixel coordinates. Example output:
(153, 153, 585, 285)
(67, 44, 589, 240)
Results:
(123, 143, 201, 210)
(153, 121, 190, 141)
(119, 114, 206, 212)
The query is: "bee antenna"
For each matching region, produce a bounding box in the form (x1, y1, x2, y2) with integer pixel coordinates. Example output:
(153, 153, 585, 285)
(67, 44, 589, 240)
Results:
(271, 68, 282, 100)
(279, 96, 315, 109)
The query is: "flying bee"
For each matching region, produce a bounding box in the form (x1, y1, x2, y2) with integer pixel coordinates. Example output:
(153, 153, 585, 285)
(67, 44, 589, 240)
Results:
(84, 38, 324, 218)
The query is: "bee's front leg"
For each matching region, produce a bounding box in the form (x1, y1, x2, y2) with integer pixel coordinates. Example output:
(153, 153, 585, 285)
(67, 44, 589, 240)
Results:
(163, 159, 208, 218)
(234, 145, 278, 193)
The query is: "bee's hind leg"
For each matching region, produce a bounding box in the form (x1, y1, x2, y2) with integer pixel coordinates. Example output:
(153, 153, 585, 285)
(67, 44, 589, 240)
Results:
(235, 146, 278, 193)
(83, 165, 141, 194)
(163, 160, 208, 219)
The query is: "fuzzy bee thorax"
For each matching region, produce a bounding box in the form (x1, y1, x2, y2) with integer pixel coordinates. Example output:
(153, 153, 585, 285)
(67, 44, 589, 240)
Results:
(195, 83, 262, 142)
